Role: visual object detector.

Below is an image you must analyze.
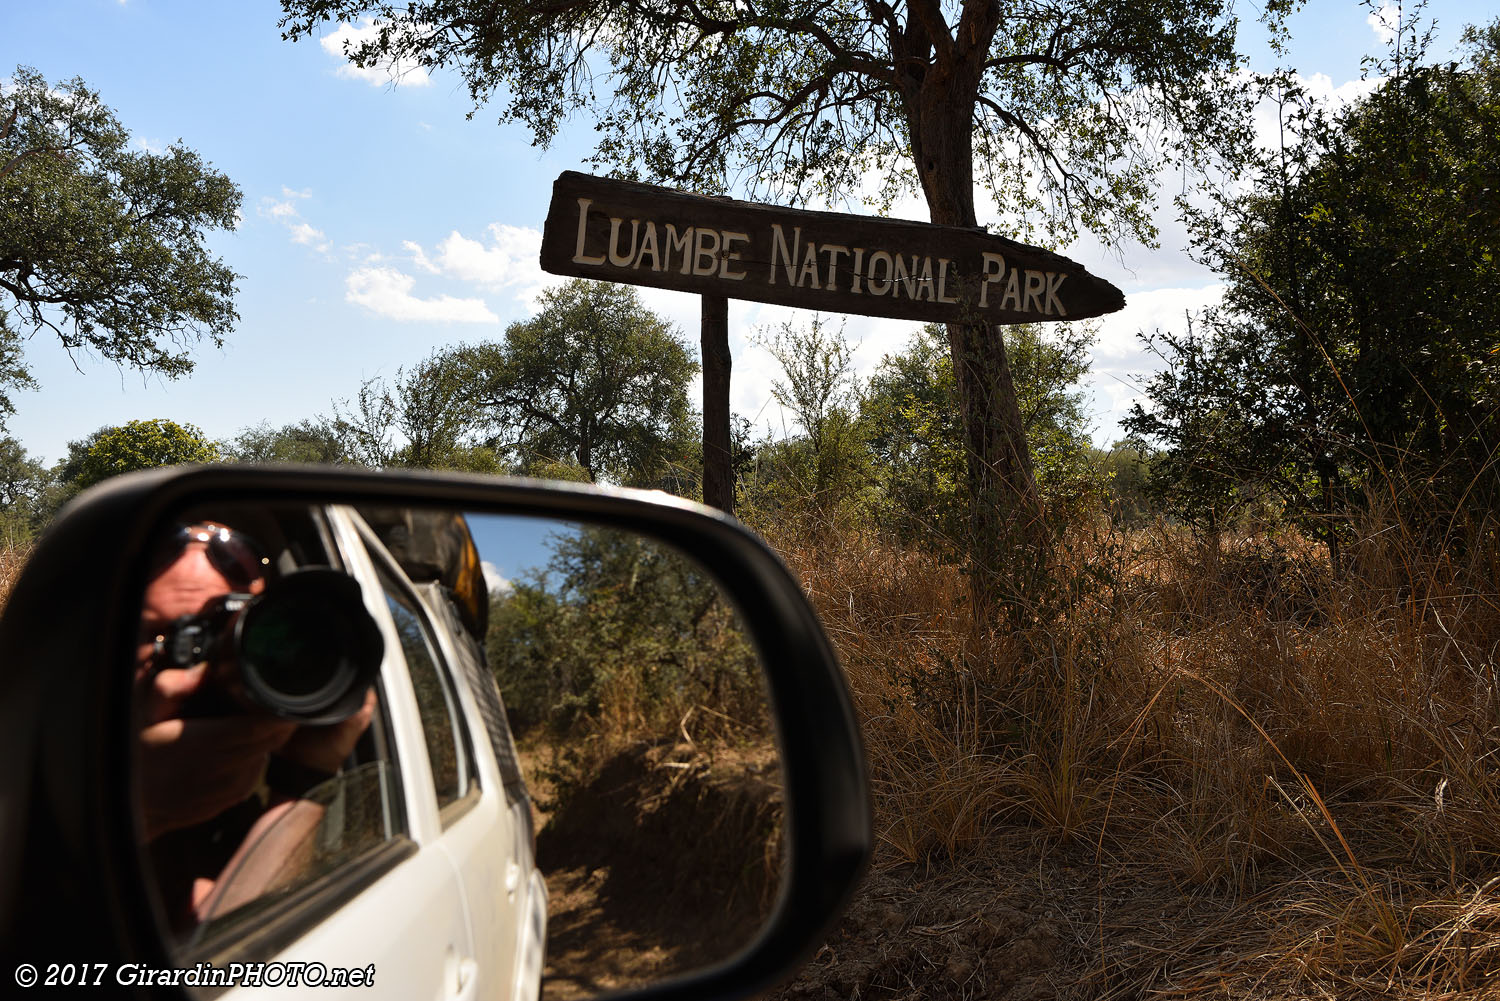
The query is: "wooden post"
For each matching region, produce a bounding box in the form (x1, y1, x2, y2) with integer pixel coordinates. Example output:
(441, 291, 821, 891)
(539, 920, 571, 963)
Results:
(701, 294, 733, 514)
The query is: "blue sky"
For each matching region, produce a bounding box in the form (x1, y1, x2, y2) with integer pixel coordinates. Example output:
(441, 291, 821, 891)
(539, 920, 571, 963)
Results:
(3, 1, 1493, 465)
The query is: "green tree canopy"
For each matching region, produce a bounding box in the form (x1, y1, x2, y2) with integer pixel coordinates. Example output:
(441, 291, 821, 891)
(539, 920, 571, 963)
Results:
(0, 67, 242, 423)
(59, 418, 220, 492)
(1126, 16, 1500, 545)
(459, 280, 698, 484)
(225, 418, 354, 466)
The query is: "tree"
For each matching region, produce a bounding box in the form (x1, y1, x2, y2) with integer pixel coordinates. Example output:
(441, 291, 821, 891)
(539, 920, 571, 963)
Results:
(0, 326, 36, 431)
(0, 67, 241, 418)
(487, 525, 760, 738)
(459, 280, 698, 484)
(225, 418, 355, 466)
(225, 355, 507, 472)
(1123, 316, 1270, 536)
(58, 419, 220, 492)
(862, 323, 1095, 548)
(1091, 444, 1156, 527)
(331, 351, 503, 472)
(861, 324, 968, 546)
(280, 0, 1276, 605)
(0, 436, 54, 541)
(761, 316, 858, 458)
(1126, 14, 1500, 554)
(745, 316, 872, 529)
(1006, 321, 1097, 520)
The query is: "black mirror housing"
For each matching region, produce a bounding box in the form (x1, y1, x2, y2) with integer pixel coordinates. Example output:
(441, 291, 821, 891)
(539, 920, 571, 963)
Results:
(0, 466, 870, 1000)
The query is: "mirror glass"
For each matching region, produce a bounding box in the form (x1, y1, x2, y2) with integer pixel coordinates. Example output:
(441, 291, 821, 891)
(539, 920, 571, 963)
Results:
(131, 501, 783, 999)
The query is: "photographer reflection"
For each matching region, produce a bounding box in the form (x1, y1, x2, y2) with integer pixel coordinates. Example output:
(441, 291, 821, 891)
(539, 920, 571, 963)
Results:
(136, 522, 375, 933)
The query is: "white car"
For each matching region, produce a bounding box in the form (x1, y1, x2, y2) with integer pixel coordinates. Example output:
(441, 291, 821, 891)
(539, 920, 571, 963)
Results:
(145, 502, 547, 1001)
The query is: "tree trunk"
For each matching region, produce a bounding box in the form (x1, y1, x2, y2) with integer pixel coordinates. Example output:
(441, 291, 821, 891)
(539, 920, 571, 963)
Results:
(907, 69, 1049, 622)
(700, 294, 734, 514)
(577, 434, 594, 481)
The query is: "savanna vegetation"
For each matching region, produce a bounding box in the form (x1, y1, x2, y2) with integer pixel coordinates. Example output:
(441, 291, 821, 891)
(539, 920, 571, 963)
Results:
(3, 4, 1498, 999)
(747, 17, 1500, 998)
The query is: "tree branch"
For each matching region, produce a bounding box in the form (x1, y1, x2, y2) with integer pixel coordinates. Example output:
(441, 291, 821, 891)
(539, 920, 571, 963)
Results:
(907, 0, 954, 64)
(0, 145, 75, 182)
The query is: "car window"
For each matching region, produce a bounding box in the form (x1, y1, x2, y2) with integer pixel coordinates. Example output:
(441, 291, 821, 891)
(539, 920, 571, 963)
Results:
(376, 563, 472, 811)
(416, 579, 529, 808)
(189, 757, 399, 943)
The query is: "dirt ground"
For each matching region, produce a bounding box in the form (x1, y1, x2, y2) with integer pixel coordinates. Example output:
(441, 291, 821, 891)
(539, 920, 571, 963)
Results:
(765, 842, 1237, 1001)
(520, 744, 1500, 1001)
(764, 838, 1500, 1001)
(521, 738, 783, 1000)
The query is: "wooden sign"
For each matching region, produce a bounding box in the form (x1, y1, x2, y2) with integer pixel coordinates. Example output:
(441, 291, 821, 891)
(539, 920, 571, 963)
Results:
(540, 171, 1125, 325)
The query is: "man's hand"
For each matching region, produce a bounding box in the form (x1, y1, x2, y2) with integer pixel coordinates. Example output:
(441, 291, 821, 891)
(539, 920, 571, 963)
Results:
(278, 688, 378, 777)
(137, 664, 296, 840)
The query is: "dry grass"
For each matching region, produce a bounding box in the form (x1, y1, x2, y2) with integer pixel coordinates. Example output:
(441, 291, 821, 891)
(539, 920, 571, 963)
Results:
(757, 507, 1500, 999)
(0, 538, 32, 610)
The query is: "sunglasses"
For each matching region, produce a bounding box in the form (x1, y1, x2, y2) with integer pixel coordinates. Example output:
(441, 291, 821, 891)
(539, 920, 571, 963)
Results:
(151, 522, 271, 591)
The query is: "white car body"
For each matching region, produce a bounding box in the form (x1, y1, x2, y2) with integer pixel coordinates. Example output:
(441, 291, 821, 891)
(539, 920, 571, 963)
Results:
(216, 505, 546, 1001)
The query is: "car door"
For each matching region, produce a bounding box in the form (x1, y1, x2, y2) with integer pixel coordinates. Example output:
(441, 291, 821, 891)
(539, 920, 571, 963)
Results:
(409, 577, 538, 1001)
(346, 510, 534, 1001)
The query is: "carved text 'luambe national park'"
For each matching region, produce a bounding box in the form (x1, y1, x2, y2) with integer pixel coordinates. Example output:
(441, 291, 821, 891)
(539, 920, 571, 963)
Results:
(539, 172, 1125, 326)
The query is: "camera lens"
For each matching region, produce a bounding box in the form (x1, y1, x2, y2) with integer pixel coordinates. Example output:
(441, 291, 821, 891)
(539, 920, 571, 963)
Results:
(235, 569, 383, 723)
(241, 603, 350, 697)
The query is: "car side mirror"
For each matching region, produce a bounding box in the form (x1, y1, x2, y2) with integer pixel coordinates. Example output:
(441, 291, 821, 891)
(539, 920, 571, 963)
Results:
(0, 467, 870, 1001)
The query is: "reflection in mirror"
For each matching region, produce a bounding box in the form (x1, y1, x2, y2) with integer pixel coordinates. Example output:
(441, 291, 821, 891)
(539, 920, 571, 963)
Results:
(471, 514, 782, 998)
(132, 502, 783, 999)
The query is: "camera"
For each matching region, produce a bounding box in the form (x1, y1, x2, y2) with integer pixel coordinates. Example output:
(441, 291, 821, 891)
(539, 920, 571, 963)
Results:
(156, 567, 384, 725)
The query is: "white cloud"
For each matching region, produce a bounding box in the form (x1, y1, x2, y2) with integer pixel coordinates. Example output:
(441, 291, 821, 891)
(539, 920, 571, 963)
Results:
(404, 224, 552, 304)
(1092, 284, 1224, 360)
(259, 188, 331, 252)
(481, 561, 514, 599)
(320, 20, 432, 88)
(1368, 2, 1398, 46)
(134, 136, 164, 154)
(345, 266, 500, 324)
(288, 221, 327, 246)
(1288, 71, 1382, 111)
(1082, 283, 1227, 445)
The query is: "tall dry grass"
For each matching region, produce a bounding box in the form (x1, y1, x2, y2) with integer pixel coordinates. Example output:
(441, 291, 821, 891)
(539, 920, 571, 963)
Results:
(756, 502, 1500, 997)
(0, 539, 32, 611)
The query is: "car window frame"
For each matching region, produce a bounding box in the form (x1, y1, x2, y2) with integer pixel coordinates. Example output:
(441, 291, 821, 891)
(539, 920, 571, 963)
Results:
(351, 514, 482, 831)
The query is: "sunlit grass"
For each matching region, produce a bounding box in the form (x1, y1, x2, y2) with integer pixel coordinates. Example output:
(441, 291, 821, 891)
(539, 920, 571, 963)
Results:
(753, 501, 1500, 997)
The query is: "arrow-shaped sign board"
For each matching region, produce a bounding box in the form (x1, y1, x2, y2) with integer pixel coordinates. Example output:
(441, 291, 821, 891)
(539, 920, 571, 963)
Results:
(540, 172, 1125, 325)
